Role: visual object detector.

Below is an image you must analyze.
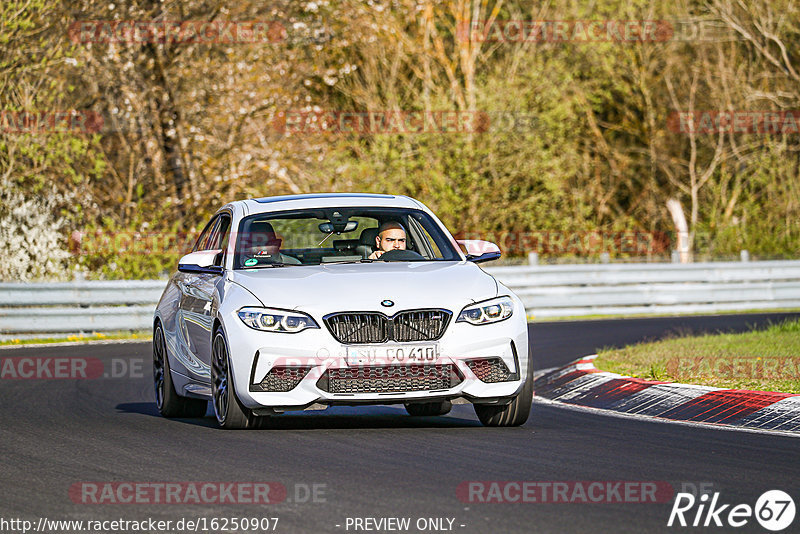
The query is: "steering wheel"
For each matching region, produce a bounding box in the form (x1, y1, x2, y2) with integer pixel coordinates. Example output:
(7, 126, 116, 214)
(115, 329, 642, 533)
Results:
(378, 249, 425, 261)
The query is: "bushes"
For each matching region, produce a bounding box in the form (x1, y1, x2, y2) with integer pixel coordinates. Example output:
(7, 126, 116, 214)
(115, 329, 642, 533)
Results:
(2, 0, 800, 280)
(0, 183, 72, 281)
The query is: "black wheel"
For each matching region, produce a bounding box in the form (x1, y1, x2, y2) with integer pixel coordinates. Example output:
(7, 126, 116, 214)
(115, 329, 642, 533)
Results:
(153, 324, 208, 418)
(211, 329, 267, 429)
(404, 400, 452, 416)
(474, 351, 533, 427)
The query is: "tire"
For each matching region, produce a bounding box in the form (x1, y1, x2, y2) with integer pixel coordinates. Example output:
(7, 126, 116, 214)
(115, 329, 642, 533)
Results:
(211, 329, 267, 429)
(153, 324, 208, 418)
(404, 400, 452, 417)
(474, 350, 533, 427)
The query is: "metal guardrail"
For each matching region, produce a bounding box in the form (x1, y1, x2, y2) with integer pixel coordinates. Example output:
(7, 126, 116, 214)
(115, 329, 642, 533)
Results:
(486, 260, 800, 318)
(1, 260, 799, 337)
(0, 281, 164, 337)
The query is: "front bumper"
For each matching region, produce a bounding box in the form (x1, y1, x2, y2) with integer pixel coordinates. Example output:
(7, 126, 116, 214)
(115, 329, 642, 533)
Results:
(224, 308, 531, 411)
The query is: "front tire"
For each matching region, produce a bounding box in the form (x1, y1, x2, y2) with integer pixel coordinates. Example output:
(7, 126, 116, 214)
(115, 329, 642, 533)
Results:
(212, 329, 266, 429)
(404, 400, 452, 417)
(474, 350, 533, 427)
(153, 324, 208, 418)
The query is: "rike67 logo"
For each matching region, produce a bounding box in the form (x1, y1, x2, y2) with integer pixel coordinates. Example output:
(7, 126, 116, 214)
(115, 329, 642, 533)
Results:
(668, 490, 795, 531)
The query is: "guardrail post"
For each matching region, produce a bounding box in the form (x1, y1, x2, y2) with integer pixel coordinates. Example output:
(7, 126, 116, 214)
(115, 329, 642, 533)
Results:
(740, 250, 750, 262)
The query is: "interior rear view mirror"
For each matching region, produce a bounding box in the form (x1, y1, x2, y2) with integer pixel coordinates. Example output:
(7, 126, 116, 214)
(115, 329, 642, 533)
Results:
(319, 220, 358, 234)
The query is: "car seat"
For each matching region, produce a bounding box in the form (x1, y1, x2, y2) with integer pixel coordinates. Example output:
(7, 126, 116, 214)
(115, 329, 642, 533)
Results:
(356, 227, 380, 258)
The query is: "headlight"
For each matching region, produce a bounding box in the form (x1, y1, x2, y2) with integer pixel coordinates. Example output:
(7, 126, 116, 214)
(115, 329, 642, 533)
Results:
(456, 296, 514, 325)
(238, 307, 319, 333)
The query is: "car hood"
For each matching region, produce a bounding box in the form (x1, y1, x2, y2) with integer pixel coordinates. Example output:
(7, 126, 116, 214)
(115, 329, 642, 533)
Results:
(229, 261, 498, 314)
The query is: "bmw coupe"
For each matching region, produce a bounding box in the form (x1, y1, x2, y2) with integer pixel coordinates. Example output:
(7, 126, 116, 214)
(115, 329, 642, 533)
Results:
(153, 193, 533, 428)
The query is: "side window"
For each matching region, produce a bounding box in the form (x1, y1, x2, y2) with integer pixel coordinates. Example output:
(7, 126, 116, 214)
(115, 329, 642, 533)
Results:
(422, 227, 444, 258)
(193, 216, 219, 252)
(408, 217, 444, 259)
(207, 215, 231, 251)
(218, 216, 232, 251)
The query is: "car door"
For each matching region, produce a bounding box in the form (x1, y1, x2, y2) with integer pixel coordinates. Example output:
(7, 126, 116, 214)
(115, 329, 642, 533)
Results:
(174, 214, 227, 381)
(181, 213, 231, 374)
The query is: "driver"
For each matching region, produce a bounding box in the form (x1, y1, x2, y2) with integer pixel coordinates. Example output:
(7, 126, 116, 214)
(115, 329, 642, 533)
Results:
(368, 221, 407, 259)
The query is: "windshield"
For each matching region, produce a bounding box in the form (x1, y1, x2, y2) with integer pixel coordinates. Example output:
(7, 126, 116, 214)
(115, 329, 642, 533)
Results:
(233, 207, 461, 268)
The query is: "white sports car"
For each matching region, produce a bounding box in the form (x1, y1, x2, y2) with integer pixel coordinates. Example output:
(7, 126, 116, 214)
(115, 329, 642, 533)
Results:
(153, 193, 533, 428)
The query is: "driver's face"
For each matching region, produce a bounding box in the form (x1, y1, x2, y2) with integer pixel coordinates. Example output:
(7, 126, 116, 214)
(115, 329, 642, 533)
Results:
(376, 228, 406, 252)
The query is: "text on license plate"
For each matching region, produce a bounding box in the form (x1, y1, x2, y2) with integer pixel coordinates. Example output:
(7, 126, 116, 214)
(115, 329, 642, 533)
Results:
(346, 344, 440, 365)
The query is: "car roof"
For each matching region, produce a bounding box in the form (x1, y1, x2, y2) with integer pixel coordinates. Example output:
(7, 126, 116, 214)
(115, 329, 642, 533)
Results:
(240, 193, 424, 215)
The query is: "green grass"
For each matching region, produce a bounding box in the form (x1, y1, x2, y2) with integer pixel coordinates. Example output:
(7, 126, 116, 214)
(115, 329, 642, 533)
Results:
(0, 330, 151, 346)
(595, 318, 800, 393)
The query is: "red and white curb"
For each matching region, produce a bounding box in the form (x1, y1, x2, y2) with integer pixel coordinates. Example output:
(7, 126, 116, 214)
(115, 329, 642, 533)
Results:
(534, 356, 800, 434)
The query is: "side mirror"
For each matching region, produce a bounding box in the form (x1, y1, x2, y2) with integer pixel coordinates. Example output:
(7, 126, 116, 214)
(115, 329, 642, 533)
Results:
(178, 249, 224, 275)
(456, 239, 501, 263)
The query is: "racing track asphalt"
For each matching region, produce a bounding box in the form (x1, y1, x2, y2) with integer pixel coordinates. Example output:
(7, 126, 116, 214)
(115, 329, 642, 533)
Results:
(1, 312, 799, 534)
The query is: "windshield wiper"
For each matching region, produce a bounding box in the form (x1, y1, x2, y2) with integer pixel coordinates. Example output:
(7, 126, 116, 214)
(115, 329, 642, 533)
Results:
(245, 262, 289, 268)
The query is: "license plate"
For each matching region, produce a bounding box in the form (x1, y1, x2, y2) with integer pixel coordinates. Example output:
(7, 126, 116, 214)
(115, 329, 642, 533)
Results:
(346, 344, 440, 366)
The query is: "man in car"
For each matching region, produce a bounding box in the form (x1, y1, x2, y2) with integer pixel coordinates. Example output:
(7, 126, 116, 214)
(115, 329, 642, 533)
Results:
(368, 221, 407, 259)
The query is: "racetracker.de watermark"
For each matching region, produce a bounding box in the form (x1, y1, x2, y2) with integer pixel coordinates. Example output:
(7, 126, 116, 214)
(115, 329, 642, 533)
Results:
(0, 110, 103, 134)
(666, 356, 800, 380)
(0, 357, 143, 380)
(68, 229, 672, 257)
(457, 481, 674, 503)
(0, 517, 280, 534)
(454, 230, 671, 256)
(272, 110, 490, 135)
(68, 20, 286, 44)
(68, 482, 326, 505)
(69, 482, 287, 505)
(668, 111, 800, 134)
(69, 230, 198, 256)
(457, 19, 740, 43)
(457, 20, 674, 43)
(253, 356, 494, 386)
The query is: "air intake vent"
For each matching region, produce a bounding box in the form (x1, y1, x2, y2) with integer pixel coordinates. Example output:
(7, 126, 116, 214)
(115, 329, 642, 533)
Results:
(250, 366, 313, 392)
(317, 364, 462, 394)
(465, 358, 512, 383)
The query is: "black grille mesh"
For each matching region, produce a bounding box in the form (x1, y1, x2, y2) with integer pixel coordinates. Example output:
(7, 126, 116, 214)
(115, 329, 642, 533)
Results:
(325, 313, 388, 344)
(392, 310, 449, 342)
(324, 309, 450, 344)
(466, 358, 512, 383)
(251, 366, 313, 392)
(318, 364, 461, 394)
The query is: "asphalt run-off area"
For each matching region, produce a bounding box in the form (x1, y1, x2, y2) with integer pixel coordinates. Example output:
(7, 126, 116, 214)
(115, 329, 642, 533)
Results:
(1, 312, 798, 534)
